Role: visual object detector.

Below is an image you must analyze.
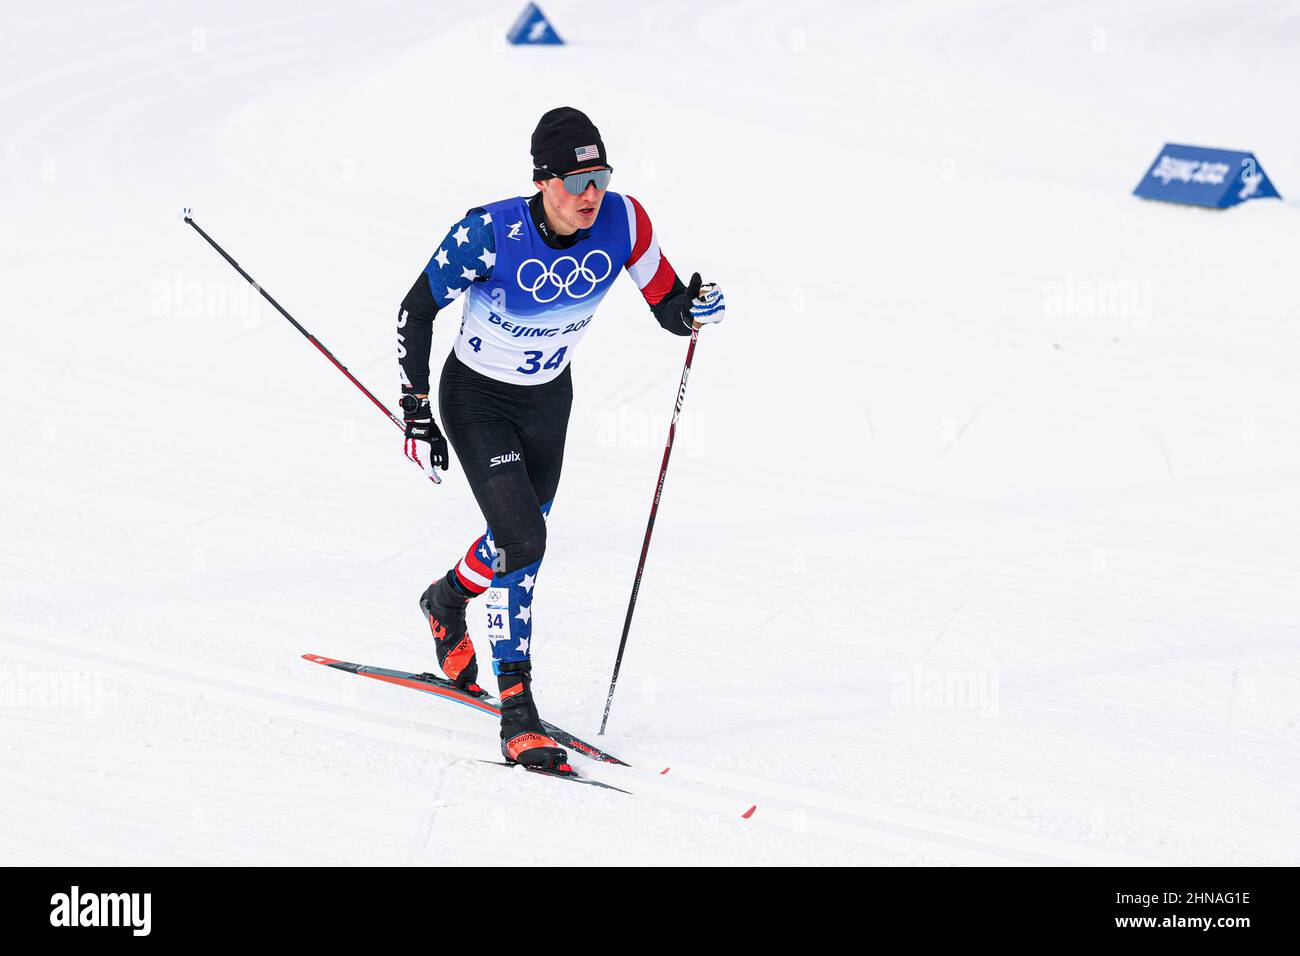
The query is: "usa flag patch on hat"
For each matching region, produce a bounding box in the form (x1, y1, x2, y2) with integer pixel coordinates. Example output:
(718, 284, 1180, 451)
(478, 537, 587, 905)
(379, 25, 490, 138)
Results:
(574, 144, 600, 161)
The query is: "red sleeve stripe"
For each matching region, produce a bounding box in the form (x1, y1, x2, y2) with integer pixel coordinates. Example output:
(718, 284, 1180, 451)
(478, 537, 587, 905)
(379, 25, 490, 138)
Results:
(641, 255, 677, 305)
(625, 195, 654, 267)
(628, 233, 663, 289)
(623, 194, 677, 305)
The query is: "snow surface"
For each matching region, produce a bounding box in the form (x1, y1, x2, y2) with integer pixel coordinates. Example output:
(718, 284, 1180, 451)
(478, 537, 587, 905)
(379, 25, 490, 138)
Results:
(2, 0, 1298, 865)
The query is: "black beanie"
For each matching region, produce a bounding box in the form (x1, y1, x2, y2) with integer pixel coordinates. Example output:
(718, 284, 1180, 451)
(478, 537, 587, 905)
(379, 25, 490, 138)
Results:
(531, 107, 606, 178)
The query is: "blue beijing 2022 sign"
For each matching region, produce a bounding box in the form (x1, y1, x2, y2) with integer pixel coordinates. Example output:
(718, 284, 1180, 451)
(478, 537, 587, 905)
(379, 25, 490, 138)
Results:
(507, 3, 563, 45)
(1134, 144, 1281, 209)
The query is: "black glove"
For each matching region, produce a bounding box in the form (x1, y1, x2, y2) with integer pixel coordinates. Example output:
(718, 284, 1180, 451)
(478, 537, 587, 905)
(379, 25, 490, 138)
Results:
(681, 272, 703, 328)
(401, 393, 449, 483)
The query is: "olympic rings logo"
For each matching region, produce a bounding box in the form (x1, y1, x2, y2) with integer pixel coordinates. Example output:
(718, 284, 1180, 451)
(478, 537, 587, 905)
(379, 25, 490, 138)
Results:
(516, 251, 612, 303)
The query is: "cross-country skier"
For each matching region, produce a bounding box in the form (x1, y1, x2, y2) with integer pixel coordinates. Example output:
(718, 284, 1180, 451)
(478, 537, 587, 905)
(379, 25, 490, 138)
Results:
(396, 107, 725, 771)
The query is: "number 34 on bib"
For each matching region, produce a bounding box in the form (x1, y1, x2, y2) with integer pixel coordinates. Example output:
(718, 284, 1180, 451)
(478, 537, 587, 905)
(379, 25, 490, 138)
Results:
(516, 347, 567, 375)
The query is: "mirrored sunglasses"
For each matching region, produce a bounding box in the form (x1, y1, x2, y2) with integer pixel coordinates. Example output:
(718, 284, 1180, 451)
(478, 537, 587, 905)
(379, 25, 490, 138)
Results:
(554, 166, 613, 195)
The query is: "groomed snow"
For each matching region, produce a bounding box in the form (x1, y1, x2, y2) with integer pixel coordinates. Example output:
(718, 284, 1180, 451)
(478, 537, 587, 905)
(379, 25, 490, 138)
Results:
(1, 0, 1297, 865)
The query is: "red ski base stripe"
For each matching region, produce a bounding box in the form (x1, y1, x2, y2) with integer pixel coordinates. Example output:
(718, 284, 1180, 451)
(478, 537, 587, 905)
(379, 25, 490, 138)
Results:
(301, 653, 500, 717)
(363, 671, 501, 716)
(303, 654, 629, 764)
(742, 805, 757, 819)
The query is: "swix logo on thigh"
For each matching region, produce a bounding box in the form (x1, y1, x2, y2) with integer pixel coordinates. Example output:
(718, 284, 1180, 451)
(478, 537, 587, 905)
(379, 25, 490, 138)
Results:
(489, 450, 522, 468)
(49, 885, 152, 936)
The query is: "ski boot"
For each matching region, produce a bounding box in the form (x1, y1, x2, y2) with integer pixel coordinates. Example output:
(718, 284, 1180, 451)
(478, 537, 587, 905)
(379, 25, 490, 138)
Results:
(419, 572, 483, 694)
(496, 660, 569, 770)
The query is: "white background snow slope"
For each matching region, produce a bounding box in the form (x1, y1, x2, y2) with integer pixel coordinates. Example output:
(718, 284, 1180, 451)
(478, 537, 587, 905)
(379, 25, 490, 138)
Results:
(2, 0, 1298, 865)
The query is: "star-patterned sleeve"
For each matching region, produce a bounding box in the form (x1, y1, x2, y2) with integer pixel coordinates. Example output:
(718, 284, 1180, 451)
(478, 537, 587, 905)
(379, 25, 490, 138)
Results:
(397, 208, 497, 394)
(423, 209, 497, 308)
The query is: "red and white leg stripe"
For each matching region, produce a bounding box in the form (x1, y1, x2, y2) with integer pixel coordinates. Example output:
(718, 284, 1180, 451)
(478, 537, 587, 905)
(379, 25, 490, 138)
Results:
(454, 535, 493, 594)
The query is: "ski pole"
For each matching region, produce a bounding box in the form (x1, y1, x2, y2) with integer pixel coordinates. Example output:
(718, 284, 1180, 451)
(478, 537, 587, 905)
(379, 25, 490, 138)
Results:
(598, 322, 702, 735)
(180, 209, 404, 432)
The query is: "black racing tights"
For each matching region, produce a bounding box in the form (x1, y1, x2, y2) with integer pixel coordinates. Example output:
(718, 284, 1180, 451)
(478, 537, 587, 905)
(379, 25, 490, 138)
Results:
(437, 350, 573, 580)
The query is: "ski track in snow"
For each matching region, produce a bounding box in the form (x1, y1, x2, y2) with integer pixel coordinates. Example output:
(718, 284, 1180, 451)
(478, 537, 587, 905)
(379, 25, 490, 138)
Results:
(2, 0, 1299, 864)
(0, 628, 1162, 865)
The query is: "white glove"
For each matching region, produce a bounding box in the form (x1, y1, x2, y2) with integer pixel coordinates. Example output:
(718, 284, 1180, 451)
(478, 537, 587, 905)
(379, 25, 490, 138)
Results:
(686, 273, 725, 326)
